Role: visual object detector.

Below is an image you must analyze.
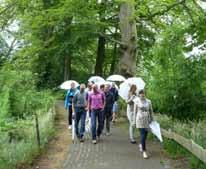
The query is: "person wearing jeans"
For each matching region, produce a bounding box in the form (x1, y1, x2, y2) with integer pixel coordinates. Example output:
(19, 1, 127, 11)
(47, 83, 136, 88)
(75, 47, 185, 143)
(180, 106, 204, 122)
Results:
(103, 84, 114, 135)
(88, 84, 105, 144)
(134, 89, 154, 159)
(65, 82, 78, 129)
(73, 84, 87, 142)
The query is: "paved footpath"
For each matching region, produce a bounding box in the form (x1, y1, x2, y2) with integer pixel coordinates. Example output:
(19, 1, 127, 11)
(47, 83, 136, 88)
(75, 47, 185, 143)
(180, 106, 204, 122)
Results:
(63, 125, 175, 169)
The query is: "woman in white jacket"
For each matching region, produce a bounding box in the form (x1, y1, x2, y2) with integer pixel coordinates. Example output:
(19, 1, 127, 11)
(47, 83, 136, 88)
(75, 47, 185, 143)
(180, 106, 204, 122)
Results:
(134, 89, 153, 159)
(126, 85, 137, 144)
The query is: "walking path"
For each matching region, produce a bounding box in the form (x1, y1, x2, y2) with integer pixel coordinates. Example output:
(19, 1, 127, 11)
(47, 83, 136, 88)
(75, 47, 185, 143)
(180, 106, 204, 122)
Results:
(32, 101, 184, 169)
(63, 125, 174, 169)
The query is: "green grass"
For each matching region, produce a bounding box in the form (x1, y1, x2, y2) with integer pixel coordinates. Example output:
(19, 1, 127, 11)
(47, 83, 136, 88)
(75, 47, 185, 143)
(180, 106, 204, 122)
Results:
(156, 114, 206, 149)
(163, 138, 206, 169)
(0, 110, 56, 169)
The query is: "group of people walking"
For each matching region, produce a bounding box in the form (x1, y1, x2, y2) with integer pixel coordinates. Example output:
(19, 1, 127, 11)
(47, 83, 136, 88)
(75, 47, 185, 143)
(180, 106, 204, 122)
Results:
(65, 81, 118, 144)
(65, 81, 154, 159)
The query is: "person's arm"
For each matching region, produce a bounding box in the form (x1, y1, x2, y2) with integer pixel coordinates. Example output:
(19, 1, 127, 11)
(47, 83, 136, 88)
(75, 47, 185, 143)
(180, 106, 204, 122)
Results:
(64, 90, 70, 109)
(103, 93, 106, 109)
(126, 94, 135, 104)
(87, 94, 91, 111)
(72, 94, 77, 114)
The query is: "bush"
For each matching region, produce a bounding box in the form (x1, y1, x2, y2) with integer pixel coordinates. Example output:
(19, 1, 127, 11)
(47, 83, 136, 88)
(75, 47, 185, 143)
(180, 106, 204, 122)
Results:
(144, 25, 206, 121)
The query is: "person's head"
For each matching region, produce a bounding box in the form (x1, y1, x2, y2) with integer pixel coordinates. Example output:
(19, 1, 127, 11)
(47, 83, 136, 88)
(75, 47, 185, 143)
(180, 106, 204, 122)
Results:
(71, 82, 75, 89)
(112, 82, 115, 88)
(92, 84, 98, 93)
(100, 84, 105, 91)
(129, 84, 137, 95)
(80, 84, 86, 93)
(139, 89, 145, 99)
(87, 82, 93, 90)
(105, 84, 110, 92)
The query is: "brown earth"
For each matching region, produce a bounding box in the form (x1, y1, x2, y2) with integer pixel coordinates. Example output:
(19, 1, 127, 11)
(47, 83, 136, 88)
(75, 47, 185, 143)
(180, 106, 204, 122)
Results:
(30, 101, 71, 169)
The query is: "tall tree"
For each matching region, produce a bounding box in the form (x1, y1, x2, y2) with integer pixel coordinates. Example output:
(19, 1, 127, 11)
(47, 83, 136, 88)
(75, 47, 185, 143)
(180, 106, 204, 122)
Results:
(119, 0, 137, 77)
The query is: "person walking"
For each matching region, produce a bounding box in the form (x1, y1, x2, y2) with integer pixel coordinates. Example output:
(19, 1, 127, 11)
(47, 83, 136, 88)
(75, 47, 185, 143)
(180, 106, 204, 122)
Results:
(72, 84, 87, 142)
(110, 83, 119, 123)
(65, 82, 78, 129)
(88, 84, 105, 144)
(126, 84, 137, 144)
(103, 84, 114, 136)
(134, 89, 154, 159)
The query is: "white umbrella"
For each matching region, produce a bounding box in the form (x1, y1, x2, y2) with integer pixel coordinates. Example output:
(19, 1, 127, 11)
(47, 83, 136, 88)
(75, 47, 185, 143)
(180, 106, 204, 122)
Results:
(118, 77, 145, 101)
(107, 75, 126, 82)
(119, 81, 131, 100)
(149, 121, 163, 142)
(60, 80, 79, 90)
(126, 77, 145, 91)
(88, 76, 105, 84)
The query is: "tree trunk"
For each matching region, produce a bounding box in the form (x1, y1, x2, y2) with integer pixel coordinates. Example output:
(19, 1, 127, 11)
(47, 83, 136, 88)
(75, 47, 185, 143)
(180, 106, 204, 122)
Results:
(64, 56, 72, 81)
(119, 1, 137, 78)
(110, 42, 117, 75)
(95, 34, 106, 76)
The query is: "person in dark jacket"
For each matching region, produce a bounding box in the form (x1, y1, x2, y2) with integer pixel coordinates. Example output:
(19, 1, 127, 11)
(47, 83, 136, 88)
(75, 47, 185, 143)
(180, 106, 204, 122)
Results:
(103, 84, 114, 135)
(110, 83, 119, 123)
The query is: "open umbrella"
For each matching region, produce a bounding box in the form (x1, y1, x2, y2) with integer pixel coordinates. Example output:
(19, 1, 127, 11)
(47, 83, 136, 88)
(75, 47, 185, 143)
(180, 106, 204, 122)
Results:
(126, 77, 145, 91)
(119, 81, 131, 100)
(60, 80, 79, 90)
(119, 77, 145, 101)
(149, 121, 163, 142)
(106, 75, 126, 82)
(88, 76, 105, 84)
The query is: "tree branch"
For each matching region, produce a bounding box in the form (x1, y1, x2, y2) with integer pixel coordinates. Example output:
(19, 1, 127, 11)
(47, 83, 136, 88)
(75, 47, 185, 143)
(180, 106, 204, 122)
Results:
(139, 0, 186, 20)
(98, 32, 125, 45)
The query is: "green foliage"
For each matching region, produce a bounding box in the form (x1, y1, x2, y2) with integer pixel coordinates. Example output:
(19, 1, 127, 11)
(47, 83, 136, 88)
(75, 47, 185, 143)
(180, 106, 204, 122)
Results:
(144, 25, 206, 120)
(0, 110, 55, 169)
(163, 139, 206, 169)
(156, 114, 206, 149)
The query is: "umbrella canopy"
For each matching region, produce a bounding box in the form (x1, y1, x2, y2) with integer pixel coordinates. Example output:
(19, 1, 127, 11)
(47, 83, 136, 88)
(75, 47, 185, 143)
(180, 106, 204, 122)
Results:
(149, 121, 163, 142)
(106, 75, 126, 82)
(118, 77, 145, 101)
(126, 77, 145, 91)
(88, 76, 105, 84)
(119, 81, 131, 100)
(60, 80, 79, 90)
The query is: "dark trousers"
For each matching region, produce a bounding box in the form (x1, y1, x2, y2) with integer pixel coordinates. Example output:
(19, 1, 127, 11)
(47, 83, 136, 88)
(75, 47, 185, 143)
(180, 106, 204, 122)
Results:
(68, 105, 73, 125)
(91, 109, 104, 140)
(140, 128, 148, 151)
(103, 108, 112, 133)
(75, 108, 86, 139)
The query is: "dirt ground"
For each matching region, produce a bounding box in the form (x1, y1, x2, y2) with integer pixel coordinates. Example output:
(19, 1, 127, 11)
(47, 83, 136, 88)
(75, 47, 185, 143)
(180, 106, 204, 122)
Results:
(30, 101, 71, 169)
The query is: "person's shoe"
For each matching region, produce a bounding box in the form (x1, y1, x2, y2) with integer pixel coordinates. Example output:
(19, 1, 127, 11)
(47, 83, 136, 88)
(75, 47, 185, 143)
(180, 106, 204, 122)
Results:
(143, 151, 148, 159)
(92, 140, 97, 144)
(130, 140, 136, 144)
(139, 144, 143, 152)
(68, 125, 72, 130)
(80, 138, 84, 143)
(106, 132, 111, 136)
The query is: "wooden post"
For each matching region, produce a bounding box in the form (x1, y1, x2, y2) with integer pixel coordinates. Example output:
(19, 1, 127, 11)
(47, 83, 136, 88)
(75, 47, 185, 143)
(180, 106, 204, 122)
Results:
(35, 113, 41, 148)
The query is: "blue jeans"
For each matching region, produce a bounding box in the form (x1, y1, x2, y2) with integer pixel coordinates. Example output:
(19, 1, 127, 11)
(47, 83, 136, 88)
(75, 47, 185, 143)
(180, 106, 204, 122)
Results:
(91, 109, 104, 140)
(75, 107, 86, 139)
(140, 128, 148, 151)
